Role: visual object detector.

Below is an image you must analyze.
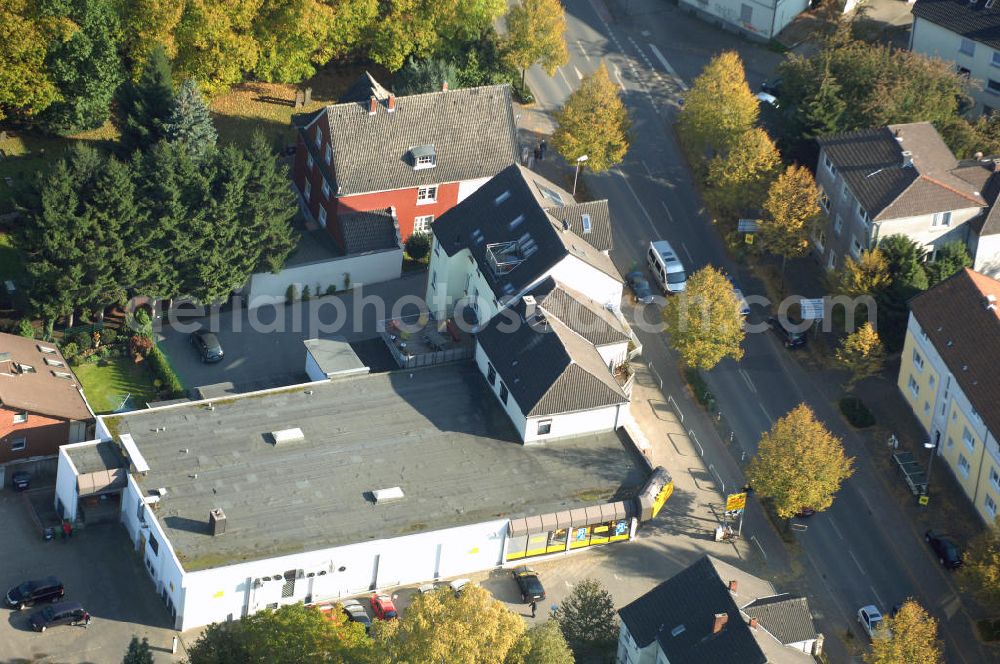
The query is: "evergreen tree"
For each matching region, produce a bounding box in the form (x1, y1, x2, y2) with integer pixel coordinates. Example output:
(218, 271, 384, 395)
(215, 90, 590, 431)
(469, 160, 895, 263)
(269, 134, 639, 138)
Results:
(117, 44, 175, 155)
(86, 157, 145, 311)
(242, 131, 298, 274)
(122, 635, 155, 664)
(555, 579, 619, 659)
(925, 241, 972, 286)
(877, 234, 928, 350)
(134, 143, 188, 301)
(163, 78, 218, 159)
(394, 58, 458, 95)
(800, 65, 845, 139)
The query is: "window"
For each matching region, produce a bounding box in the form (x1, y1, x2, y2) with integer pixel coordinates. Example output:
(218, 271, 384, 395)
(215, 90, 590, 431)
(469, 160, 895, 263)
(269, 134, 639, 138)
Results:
(324, 145, 332, 165)
(304, 181, 311, 201)
(321, 180, 330, 199)
(993, 52, 1000, 68)
(842, 183, 850, 201)
(18, 364, 35, 373)
(987, 495, 998, 519)
(52, 371, 73, 380)
(12, 411, 27, 424)
(834, 215, 843, 235)
(537, 420, 552, 435)
(815, 230, 826, 252)
(307, 153, 314, 170)
(581, 213, 592, 234)
(827, 250, 837, 270)
(538, 186, 564, 205)
(924, 402, 931, 415)
(149, 534, 159, 556)
(740, 3, 752, 23)
(43, 357, 63, 367)
(908, 375, 919, 398)
(10, 437, 25, 452)
(989, 79, 1000, 95)
(487, 363, 496, 386)
(499, 382, 509, 405)
(414, 215, 434, 233)
(913, 349, 924, 371)
(415, 154, 435, 169)
(973, 408, 983, 424)
(819, 186, 830, 211)
(929, 374, 935, 388)
(37, 345, 56, 354)
(958, 66, 972, 79)
(991, 467, 1000, 492)
(417, 185, 437, 204)
(963, 426, 975, 451)
(824, 154, 838, 177)
(858, 206, 870, 227)
(851, 235, 863, 259)
(281, 570, 296, 598)
(318, 207, 327, 228)
(947, 436, 954, 449)
(932, 211, 952, 227)
(959, 454, 971, 478)
(960, 38, 976, 56)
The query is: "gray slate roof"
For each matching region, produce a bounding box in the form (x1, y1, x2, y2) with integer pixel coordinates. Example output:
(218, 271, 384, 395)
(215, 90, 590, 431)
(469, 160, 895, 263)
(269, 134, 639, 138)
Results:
(433, 165, 620, 301)
(476, 295, 629, 418)
(318, 80, 517, 196)
(528, 277, 629, 347)
(817, 122, 986, 221)
(546, 200, 614, 252)
(913, 0, 1000, 49)
(742, 594, 817, 646)
(339, 208, 400, 254)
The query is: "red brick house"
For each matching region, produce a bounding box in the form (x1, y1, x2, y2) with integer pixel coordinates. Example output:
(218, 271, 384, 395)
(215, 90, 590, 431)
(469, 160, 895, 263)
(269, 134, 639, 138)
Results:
(292, 74, 518, 251)
(0, 333, 93, 468)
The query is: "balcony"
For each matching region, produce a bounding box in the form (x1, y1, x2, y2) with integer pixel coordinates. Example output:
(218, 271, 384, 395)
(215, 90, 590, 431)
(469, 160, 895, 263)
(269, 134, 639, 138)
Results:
(381, 313, 475, 369)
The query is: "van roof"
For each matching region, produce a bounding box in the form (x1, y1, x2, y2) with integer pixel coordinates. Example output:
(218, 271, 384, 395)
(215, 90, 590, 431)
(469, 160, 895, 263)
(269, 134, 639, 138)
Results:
(650, 240, 682, 267)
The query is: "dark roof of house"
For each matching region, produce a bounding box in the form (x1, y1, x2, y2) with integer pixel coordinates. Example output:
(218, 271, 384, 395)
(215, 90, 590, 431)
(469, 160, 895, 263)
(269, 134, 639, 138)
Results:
(969, 161, 1000, 235)
(742, 594, 817, 646)
(542, 201, 613, 252)
(476, 297, 629, 418)
(338, 208, 400, 254)
(314, 78, 517, 197)
(528, 277, 629, 347)
(817, 123, 986, 221)
(909, 269, 1000, 437)
(913, 0, 1000, 49)
(338, 71, 392, 104)
(618, 556, 767, 664)
(433, 165, 619, 301)
(0, 333, 92, 421)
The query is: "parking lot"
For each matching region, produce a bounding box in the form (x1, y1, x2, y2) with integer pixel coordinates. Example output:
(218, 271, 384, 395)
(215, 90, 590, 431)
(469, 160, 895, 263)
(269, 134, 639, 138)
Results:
(157, 274, 426, 395)
(0, 487, 180, 663)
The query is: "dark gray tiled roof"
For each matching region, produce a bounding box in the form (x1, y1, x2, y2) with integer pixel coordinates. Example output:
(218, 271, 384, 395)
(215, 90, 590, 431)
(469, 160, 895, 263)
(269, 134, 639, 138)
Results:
(742, 594, 816, 646)
(339, 209, 400, 254)
(321, 82, 517, 196)
(913, 0, 1000, 49)
(476, 298, 628, 418)
(818, 123, 986, 221)
(528, 277, 628, 347)
(970, 162, 1000, 235)
(338, 71, 392, 104)
(618, 556, 766, 664)
(434, 165, 620, 301)
(546, 200, 614, 252)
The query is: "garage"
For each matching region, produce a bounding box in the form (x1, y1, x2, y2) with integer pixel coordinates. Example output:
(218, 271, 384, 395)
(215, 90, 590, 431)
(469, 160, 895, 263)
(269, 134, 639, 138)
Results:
(56, 441, 128, 526)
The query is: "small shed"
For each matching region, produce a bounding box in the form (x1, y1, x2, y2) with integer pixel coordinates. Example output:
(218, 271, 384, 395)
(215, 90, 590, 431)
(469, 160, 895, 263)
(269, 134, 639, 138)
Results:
(304, 338, 370, 382)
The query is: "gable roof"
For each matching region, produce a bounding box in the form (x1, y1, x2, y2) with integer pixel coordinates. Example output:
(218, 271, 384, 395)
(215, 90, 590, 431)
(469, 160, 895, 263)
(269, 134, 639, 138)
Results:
(541, 201, 613, 253)
(338, 208, 401, 254)
(528, 277, 629, 347)
(0, 334, 92, 421)
(476, 295, 629, 418)
(433, 165, 620, 301)
(742, 594, 817, 645)
(909, 268, 1000, 437)
(315, 79, 517, 197)
(913, 0, 1000, 49)
(817, 123, 987, 221)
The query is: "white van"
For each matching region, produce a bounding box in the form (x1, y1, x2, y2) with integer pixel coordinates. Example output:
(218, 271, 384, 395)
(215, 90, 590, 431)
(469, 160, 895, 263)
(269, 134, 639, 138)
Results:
(647, 240, 687, 293)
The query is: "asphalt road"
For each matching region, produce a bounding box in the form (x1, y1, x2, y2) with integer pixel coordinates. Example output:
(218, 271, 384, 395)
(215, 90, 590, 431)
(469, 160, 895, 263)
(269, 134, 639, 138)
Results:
(522, 1, 989, 661)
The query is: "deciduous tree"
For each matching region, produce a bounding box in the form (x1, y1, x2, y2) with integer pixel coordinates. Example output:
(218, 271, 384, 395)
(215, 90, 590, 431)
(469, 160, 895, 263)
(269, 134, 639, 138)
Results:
(162, 78, 218, 159)
(119, 0, 185, 77)
(828, 249, 890, 297)
(746, 403, 854, 519)
(877, 234, 929, 350)
(394, 58, 458, 95)
(173, 0, 260, 95)
(0, 0, 65, 122)
(117, 44, 175, 155)
(662, 265, 745, 371)
(705, 127, 781, 219)
(520, 620, 574, 664)
(865, 599, 943, 664)
(959, 517, 1000, 614)
(503, 0, 569, 87)
(122, 635, 154, 664)
(760, 165, 821, 272)
(552, 62, 631, 173)
(555, 578, 618, 659)
(405, 231, 432, 261)
(835, 322, 885, 388)
(677, 51, 759, 160)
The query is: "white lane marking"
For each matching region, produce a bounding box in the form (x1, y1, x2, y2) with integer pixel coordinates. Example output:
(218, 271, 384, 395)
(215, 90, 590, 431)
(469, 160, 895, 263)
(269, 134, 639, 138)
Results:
(739, 369, 757, 394)
(557, 68, 574, 93)
(758, 402, 773, 424)
(681, 242, 693, 263)
(648, 43, 689, 91)
(829, 516, 844, 540)
(870, 585, 885, 609)
(641, 160, 652, 176)
(659, 200, 674, 223)
(613, 169, 658, 238)
(850, 550, 866, 575)
(577, 40, 592, 63)
(574, 65, 584, 80)
(611, 61, 626, 91)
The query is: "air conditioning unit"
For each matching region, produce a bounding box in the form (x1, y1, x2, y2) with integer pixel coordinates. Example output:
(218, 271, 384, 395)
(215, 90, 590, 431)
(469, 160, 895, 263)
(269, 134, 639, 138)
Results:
(271, 428, 305, 445)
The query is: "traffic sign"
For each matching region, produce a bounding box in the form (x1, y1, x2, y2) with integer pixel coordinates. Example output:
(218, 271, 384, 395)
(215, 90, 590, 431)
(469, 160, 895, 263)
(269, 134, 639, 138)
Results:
(725, 492, 747, 513)
(918, 495, 930, 506)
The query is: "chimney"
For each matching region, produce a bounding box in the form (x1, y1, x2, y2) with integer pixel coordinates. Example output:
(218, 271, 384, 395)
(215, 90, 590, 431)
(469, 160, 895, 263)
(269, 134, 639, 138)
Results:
(368, 95, 378, 115)
(387, 94, 396, 113)
(976, 151, 985, 160)
(749, 617, 758, 630)
(442, 81, 448, 92)
(728, 580, 738, 594)
(992, 157, 1000, 172)
(522, 295, 537, 319)
(712, 613, 728, 634)
(901, 150, 914, 168)
(209, 508, 226, 536)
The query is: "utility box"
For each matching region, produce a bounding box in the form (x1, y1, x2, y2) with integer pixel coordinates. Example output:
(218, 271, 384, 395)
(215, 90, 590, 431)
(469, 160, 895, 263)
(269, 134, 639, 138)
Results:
(209, 508, 226, 536)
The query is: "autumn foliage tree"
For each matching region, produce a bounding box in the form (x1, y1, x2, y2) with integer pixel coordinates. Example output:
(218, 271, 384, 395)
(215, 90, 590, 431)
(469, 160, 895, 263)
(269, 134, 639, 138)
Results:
(662, 266, 745, 371)
(552, 62, 631, 173)
(503, 0, 569, 87)
(959, 517, 1000, 615)
(677, 51, 759, 161)
(864, 599, 943, 664)
(705, 127, 781, 219)
(747, 404, 855, 519)
(829, 249, 891, 297)
(835, 322, 885, 389)
(760, 165, 821, 273)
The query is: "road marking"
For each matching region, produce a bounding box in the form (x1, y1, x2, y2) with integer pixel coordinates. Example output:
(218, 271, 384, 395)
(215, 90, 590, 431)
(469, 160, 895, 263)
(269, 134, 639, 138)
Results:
(647, 43, 689, 91)
(557, 68, 574, 93)
(574, 65, 584, 80)
(640, 160, 652, 176)
(758, 402, 773, 424)
(659, 200, 674, 223)
(870, 585, 885, 609)
(681, 242, 693, 263)
(613, 169, 658, 239)
(611, 61, 626, 91)
(739, 369, 756, 394)
(577, 40, 591, 63)
(828, 516, 844, 540)
(850, 550, 866, 575)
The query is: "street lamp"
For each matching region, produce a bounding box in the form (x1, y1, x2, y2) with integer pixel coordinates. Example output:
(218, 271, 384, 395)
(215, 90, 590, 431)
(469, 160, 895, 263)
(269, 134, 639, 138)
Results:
(572, 155, 589, 196)
(924, 439, 938, 496)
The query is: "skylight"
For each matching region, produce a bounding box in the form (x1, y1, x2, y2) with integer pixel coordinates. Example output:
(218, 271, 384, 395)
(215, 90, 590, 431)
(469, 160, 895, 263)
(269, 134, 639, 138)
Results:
(581, 213, 592, 234)
(509, 214, 525, 230)
(495, 191, 511, 205)
(538, 185, 564, 206)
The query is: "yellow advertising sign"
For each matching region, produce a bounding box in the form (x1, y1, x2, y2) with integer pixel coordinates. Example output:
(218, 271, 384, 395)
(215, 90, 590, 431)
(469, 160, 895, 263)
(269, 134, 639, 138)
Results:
(651, 480, 674, 518)
(726, 492, 747, 513)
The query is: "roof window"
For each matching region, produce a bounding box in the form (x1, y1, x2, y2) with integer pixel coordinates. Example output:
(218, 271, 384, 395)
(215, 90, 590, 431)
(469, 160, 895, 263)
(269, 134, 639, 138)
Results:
(411, 145, 436, 170)
(581, 213, 592, 234)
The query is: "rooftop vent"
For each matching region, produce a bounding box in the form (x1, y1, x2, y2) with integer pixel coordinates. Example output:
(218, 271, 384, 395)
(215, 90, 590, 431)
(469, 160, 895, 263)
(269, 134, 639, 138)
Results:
(901, 150, 914, 168)
(712, 613, 728, 634)
(373, 486, 405, 503)
(670, 624, 686, 637)
(271, 427, 305, 445)
(209, 508, 226, 536)
(153, 487, 168, 497)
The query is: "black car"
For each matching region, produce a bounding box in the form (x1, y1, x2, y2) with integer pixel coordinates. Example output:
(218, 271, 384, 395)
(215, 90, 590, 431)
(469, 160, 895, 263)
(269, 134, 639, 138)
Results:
(340, 599, 372, 635)
(5, 577, 64, 610)
(29, 601, 89, 631)
(512, 566, 546, 603)
(767, 316, 808, 349)
(925, 530, 962, 569)
(760, 78, 783, 98)
(191, 330, 224, 363)
(626, 270, 654, 305)
(11, 470, 30, 491)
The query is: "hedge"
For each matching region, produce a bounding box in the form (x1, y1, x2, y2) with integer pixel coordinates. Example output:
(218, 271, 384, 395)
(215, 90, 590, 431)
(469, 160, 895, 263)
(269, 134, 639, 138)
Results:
(148, 346, 185, 398)
(839, 396, 875, 428)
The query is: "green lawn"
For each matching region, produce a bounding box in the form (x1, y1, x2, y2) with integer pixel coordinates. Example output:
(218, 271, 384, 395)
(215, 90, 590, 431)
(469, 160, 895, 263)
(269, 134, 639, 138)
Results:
(0, 232, 25, 282)
(73, 356, 160, 414)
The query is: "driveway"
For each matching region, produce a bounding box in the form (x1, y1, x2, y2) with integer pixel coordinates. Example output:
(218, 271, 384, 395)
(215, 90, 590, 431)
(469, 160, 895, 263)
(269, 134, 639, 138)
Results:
(157, 273, 427, 395)
(0, 487, 182, 663)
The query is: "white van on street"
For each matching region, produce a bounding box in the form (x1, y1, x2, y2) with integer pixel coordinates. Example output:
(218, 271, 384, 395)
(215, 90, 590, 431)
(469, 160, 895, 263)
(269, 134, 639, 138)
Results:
(647, 240, 687, 293)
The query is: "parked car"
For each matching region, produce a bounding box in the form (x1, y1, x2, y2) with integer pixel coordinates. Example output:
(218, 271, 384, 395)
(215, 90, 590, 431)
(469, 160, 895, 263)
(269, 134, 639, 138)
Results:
(340, 599, 372, 633)
(760, 78, 783, 98)
(449, 578, 472, 595)
(29, 601, 89, 631)
(11, 470, 30, 491)
(5, 577, 64, 610)
(857, 604, 883, 639)
(370, 594, 398, 620)
(625, 271, 654, 305)
(512, 566, 546, 603)
(767, 316, 808, 349)
(795, 507, 816, 518)
(925, 530, 962, 569)
(756, 92, 779, 108)
(191, 330, 224, 363)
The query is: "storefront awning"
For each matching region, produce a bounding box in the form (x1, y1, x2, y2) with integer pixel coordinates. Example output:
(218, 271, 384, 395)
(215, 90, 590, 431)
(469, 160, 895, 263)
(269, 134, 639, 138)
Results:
(77, 469, 127, 497)
(511, 501, 635, 535)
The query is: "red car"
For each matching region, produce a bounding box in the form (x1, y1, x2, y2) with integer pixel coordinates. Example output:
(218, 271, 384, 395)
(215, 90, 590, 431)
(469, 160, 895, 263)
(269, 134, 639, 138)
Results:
(370, 594, 398, 620)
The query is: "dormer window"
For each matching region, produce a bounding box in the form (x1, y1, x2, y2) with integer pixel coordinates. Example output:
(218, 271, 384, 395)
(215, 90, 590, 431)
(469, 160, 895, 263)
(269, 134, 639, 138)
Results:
(411, 145, 436, 170)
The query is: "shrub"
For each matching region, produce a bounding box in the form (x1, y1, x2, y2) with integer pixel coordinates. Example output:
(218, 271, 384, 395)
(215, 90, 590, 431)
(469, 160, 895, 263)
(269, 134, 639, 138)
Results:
(61, 342, 79, 362)
(301, 285, 311, 300)
(74, 331, 94, 351)
(839, 396, 875, 428)
(684, 367, 714, 407)
(406, 232, 432, 261)
(130, 335, 154, 359)
(16, 319, 35, 338)
(286, 284, 297, 303)
(147, 346, 184, 398)
(325, 285, 337, 296)
(99, 328, 118, 345)
(512, 78, 535, 104)
(343, 273, 351, 290)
